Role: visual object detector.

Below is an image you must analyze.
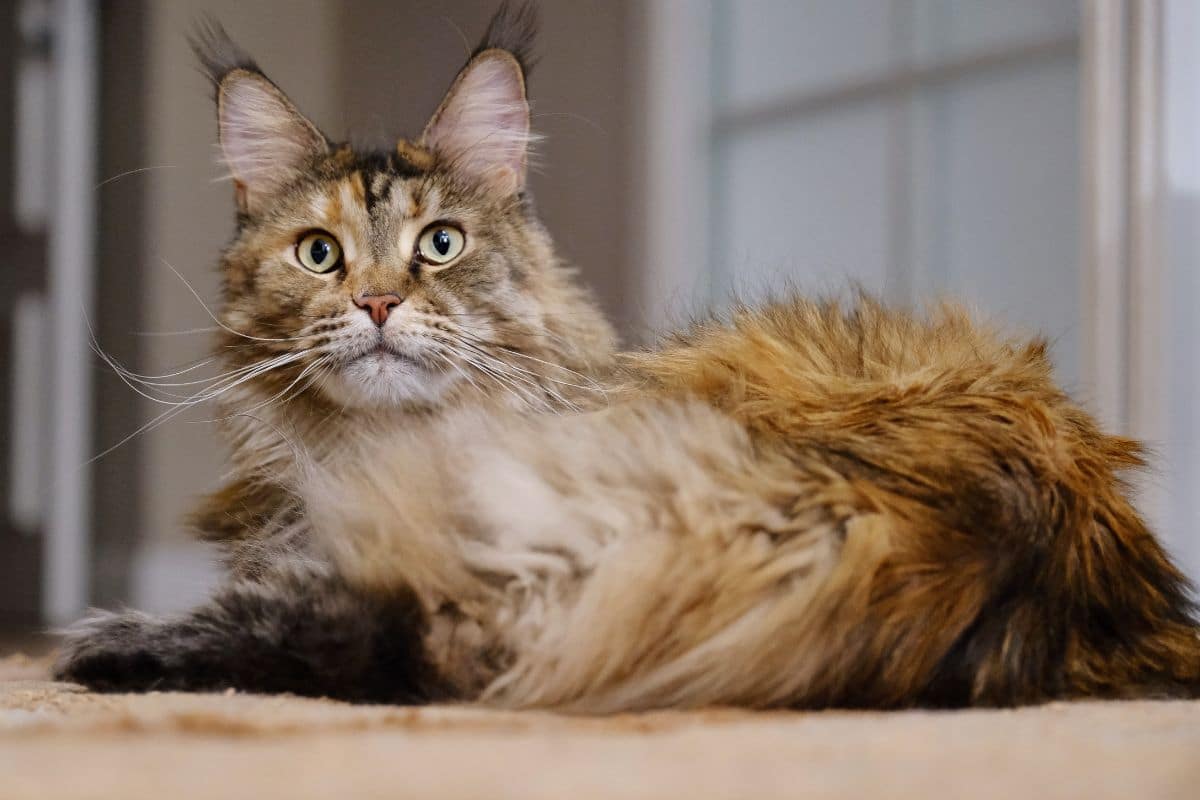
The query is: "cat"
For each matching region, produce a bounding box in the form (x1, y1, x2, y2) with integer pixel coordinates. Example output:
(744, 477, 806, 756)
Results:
(183, 1, 616, 581)
(54, 1, 1200, 711)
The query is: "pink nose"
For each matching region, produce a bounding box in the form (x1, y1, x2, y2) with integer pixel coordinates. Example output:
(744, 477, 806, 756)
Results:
(354, 293, 402, 326)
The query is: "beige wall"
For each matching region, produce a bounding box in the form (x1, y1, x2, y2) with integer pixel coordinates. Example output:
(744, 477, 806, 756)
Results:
(130, 1, 638, 604)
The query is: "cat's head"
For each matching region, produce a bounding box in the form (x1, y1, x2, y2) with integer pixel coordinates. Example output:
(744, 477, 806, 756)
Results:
(194, 1, 613, 413)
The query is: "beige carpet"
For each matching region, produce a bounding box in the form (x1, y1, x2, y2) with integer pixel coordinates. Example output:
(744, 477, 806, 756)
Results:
(1, 654, 1198, 799)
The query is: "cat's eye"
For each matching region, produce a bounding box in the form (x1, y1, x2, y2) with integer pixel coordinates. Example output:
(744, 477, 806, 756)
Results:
(416, 224, 465, 266)
(295, 231, 342, 274)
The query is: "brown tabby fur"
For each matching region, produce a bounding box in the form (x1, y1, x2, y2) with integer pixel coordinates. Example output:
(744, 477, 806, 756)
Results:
(619, 296, 1200, 705)
(54, 2, 1200, 710)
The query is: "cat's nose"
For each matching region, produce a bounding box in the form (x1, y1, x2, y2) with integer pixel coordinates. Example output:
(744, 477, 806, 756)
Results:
(354, 293, 403, 326)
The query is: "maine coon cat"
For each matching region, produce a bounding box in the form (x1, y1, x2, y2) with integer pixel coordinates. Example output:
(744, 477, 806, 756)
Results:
(55, 2, 1200, 711)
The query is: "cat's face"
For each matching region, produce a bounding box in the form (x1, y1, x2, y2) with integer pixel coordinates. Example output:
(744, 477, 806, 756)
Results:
(219, 140, 550, 410)
(198, 8, 610, 413)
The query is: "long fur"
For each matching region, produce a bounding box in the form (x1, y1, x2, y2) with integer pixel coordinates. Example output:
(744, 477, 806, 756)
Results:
(58, 293, 1200, 710)
(54, 4, 1200, 711)
(290, 294, 1200, 710)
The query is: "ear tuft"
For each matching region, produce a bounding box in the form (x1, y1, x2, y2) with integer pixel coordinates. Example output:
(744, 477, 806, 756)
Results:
(421, 2, 540, 195)
(192, 19, 328, 214)
(190, 17, 259, 92)
(473, 0, 539, 75)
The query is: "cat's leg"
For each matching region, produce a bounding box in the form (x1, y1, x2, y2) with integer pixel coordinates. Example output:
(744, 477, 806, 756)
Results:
(53, 564, 446, 703)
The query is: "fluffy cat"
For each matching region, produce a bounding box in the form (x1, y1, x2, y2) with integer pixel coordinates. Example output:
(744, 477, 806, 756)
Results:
(55, 2, 1200, 711)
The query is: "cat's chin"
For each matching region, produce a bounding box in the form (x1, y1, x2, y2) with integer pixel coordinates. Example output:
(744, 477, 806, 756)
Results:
(320, 351, 458, 410)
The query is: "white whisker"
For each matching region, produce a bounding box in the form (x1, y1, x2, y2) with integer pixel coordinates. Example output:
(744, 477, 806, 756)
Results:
(94, 164, 175, 190)
(132, 326, 222, 337)
(161, 258, 319, 344)
(437, 339, 558, 413)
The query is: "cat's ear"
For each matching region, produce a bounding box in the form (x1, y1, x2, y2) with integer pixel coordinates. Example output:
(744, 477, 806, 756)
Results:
(420, 1, 538, 195)
(191, 21, 328, 214)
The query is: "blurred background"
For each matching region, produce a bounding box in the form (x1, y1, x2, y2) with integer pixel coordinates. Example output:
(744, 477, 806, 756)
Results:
(0, 0, 1197, 638)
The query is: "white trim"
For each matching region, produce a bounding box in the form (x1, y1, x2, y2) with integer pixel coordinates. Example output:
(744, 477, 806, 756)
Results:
(1079, 0, 1172, 531)
(8, 293, 48, 533)
(45, 0, 98, 624)
(635, 0, 713, 336)
(1126, 1, 1169, 535)
(1126, 0, 1166, 444)
(1161, 0, 1200, 578)
(1080, 0, 1130, 433)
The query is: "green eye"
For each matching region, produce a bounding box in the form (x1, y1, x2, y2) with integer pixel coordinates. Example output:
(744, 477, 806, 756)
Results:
(296, 231, 342, 273)
(417, 224, 465, 265)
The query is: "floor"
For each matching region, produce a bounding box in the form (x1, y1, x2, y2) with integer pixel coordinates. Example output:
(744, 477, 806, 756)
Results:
(2, 653, 1198, 799)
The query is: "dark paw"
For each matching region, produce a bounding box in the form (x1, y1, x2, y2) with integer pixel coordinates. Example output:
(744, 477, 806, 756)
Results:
(53, 610, 170, 692)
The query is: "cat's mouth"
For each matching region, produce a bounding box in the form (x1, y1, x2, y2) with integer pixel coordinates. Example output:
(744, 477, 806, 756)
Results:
(318, 328, 459, 409)
(339, 334, 427, 369)
(369, 342, 411, 360)
(354, 346, 425, 374)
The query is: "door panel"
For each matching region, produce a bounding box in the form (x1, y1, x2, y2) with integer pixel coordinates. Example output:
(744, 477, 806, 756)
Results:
(710, 0, 1082, 384)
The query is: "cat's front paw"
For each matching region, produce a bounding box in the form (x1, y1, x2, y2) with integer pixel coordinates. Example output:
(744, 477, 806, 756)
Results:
(53, 609, 169, 692)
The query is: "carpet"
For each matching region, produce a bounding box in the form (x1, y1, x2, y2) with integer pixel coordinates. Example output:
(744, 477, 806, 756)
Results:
(1, 654, 1197, 799)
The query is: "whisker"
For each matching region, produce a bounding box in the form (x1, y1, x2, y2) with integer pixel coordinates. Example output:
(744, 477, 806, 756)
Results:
(132, 326, 222, 337)
(436, 340, 560, 413)
(85, 343, 333, 464)
(101, 347, 308, 406)
(453, 329, 606, 389)
(456, 338, 603, 396)
(161, 259, 320, 343)
(433, 351, 487, 400)
(94, 164, 175, 190)
(196, 356, 332, 422)
(96, 334, 307, 397)
(447, 336, 592, 409)
(221, 412, 309, 472)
